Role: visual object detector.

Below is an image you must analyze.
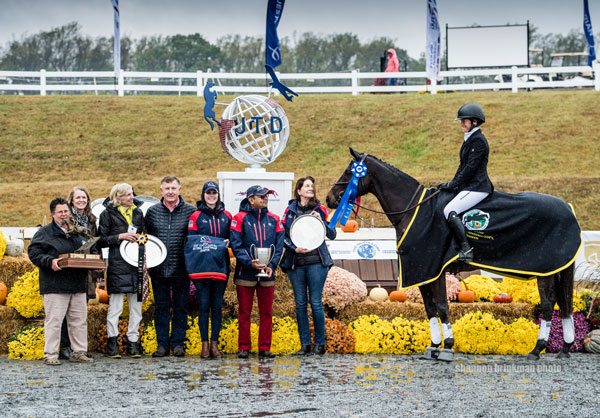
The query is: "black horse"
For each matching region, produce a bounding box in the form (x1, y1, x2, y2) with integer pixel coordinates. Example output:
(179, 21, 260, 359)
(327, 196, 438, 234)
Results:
(326, 148, 578, 361)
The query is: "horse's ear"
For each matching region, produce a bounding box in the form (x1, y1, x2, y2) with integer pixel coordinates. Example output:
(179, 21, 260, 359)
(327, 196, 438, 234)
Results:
(349, 147, 361, 160)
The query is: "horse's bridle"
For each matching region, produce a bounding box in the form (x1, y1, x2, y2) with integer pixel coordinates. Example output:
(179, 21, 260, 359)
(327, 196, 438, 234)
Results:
(332, 155, 441, 217)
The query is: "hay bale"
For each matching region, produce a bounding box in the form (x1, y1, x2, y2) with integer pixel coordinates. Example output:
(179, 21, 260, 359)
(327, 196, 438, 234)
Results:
(336, 301, 428, 323)
(335, 301, 538, 324)
(0, 255, 35, 291)
(0, 305, 22, 321)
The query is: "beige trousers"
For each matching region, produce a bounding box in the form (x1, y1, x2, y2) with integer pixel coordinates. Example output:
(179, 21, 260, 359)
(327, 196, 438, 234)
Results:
(43, 293, 88, 360)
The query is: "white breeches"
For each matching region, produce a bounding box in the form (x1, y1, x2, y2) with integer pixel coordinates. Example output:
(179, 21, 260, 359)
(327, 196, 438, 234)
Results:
(443, 190, 490, 219)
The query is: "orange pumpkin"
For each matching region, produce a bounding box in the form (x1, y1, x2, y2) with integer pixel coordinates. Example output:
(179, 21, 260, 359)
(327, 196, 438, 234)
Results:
(0, 282, 7, 305)
(458, 290, 475, 303)
(493, 293, 513, 303)
(341, 220, 359, 233)
(97, 287, 109, 304)
(389, 290, 407, 302)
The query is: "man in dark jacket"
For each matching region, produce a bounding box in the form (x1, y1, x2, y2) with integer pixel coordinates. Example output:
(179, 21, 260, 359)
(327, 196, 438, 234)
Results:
(28, 197, 94, 365)
(230, 185, 284, 359)
(144, 175, 196, 357)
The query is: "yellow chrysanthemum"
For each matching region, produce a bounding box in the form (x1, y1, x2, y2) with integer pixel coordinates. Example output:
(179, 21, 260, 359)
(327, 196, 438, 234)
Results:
(8, 325, 45, 360)
(6, 269, 44, 318)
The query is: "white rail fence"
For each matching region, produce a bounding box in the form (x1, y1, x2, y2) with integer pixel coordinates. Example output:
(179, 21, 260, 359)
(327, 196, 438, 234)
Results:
(0, 64, 599, 96)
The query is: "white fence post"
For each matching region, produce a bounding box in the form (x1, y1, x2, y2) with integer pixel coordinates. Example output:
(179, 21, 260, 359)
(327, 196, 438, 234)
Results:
(351, 70, 359, 96)
(511, 66, 518, 93)
(118, 69, 124, 97)
(40, 69, 46, 96)
(197, 70, 204, 96)
(594, 61, 600, 91)
(431, 78, 437, 95)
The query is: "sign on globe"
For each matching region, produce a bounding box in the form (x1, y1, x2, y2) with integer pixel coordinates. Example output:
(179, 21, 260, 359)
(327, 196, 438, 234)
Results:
(218, 95, 290, 167)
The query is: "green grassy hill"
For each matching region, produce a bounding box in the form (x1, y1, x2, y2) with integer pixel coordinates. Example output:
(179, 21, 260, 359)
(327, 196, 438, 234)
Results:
(0, 91, 598, 228)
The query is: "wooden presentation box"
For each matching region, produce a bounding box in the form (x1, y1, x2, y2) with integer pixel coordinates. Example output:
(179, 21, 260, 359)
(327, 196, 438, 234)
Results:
(58, 253, 106, 270)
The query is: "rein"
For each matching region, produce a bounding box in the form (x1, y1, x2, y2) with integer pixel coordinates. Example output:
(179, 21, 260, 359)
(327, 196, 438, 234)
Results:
(351, 188, 441, 216)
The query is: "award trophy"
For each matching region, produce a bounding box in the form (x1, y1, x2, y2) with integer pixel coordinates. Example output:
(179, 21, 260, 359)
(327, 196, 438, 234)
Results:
(250, 244, 275, 279)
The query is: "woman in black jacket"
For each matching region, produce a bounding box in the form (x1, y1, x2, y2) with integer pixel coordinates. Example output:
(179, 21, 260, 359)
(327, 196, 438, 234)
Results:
(98, 183, 145, 359)
(280, 176, 336, 356)
(28, 197, 94, 365)
(438, 103, 494, 262)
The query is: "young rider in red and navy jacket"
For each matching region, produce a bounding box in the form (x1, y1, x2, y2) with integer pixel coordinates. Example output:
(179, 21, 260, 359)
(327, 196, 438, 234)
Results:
(230, 185, 284, 359)
(187, 181, 232, 358)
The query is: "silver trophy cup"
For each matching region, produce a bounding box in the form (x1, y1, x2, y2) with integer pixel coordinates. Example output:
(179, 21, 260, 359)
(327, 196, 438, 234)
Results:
(250, 244, 275, 278)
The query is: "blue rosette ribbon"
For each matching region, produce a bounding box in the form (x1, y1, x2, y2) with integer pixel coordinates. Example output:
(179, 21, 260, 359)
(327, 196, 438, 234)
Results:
(328, 161, 367, 229)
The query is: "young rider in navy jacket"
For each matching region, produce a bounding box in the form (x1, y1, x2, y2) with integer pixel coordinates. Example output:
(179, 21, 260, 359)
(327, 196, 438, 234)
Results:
(187, 181, 232, 358)
(439, 103, 494, 262)
(230, 185, 284, 359)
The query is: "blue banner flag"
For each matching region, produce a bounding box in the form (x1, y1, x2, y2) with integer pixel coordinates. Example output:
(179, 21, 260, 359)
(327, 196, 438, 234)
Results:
(266, 0, 285, 68)
(110, 0, 120, 77)
(584, 0, 596, 66)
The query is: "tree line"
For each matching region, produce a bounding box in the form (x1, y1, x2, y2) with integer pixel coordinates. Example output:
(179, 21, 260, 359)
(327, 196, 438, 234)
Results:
(0, 22, 595, 73)
(0, 22, 423, 73)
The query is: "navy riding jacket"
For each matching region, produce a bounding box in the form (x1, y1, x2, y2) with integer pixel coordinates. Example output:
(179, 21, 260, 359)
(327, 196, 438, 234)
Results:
(279, 200, 336, 271)
(229, 198, 284, 287)
(186, 201, 232, 280)
(447, 129, 494, 194)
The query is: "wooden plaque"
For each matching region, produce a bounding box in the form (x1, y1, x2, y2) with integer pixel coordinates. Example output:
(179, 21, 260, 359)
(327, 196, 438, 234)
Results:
(58, 253, 106, 270)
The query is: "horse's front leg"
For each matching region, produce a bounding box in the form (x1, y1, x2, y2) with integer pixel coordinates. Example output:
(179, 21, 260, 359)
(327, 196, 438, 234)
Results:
(433, 276, 455, 362)
(419, 283, 442, 360)
(528, 276, 557, 360)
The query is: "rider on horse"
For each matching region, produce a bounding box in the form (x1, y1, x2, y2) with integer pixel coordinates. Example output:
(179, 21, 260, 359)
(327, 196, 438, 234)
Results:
(438, 103, 494, 262)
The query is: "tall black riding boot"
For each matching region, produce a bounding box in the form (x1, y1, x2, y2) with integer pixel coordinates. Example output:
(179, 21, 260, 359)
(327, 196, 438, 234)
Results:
(447, 212, 474, 262)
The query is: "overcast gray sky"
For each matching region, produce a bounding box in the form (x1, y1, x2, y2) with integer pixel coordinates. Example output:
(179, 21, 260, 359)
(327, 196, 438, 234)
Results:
(0, 0, 598, 59)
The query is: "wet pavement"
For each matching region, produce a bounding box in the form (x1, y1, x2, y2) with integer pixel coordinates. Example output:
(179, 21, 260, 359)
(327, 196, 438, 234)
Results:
(0, 352, 598, 417)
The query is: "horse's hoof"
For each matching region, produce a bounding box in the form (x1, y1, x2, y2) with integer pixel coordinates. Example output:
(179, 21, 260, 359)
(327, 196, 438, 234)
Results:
(421, 346, 439, 360)
(527, 353, 540, 361)
(557, 351, 571, 359)
(437, 348, 454, 362)
(443, 338, 454, 350)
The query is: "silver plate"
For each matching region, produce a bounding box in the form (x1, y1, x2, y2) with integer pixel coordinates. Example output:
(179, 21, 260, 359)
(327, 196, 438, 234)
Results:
(290, 214, 326, 251)
(119, 234, 167, 268)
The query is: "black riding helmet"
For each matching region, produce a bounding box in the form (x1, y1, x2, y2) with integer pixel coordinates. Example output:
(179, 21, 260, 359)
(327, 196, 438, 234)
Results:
(455, 103, 485, 126)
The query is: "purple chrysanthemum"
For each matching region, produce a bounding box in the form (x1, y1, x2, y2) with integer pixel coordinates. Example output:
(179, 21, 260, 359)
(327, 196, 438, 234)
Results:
(536, 311, 590, 353)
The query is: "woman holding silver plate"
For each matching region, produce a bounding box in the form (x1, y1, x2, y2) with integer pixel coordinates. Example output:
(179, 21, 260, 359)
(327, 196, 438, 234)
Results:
(280, 176, 336, 356)
(98, 183, 145, 359)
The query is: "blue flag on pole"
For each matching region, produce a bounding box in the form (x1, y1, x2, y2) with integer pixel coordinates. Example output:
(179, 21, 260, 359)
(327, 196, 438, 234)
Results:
(584, 0, 596, 66)
(266, 0, 285, 68)
(110, 0, 120, 77)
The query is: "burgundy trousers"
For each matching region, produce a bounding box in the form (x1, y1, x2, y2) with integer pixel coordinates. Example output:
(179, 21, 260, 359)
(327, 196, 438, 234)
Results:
(236, 285, 275, 352)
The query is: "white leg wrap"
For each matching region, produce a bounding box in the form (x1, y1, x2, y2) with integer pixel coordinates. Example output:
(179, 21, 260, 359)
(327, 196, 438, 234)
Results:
(562, 316, 575, 344)
(538, 319, 551, 341)
(441, 322, 453, 340)
(429, 318, 442, 345)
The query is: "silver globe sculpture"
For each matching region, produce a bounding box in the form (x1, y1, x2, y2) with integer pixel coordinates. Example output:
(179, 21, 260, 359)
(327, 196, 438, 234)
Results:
(219, 95, 290, 167)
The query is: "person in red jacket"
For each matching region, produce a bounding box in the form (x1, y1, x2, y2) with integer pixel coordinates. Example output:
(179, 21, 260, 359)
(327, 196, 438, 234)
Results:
(385, 48, 400, 86)
(230, 185, 284, 359)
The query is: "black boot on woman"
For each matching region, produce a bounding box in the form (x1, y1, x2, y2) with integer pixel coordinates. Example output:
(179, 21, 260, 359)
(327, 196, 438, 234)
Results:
(293, 345, 312, 356)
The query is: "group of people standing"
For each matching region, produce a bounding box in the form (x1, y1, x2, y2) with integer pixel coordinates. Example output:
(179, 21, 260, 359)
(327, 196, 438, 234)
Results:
(28, 175, 336, 365)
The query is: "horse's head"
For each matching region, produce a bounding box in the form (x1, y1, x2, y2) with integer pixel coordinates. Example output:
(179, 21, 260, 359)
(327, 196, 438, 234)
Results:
(326, 148, 371, 209)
